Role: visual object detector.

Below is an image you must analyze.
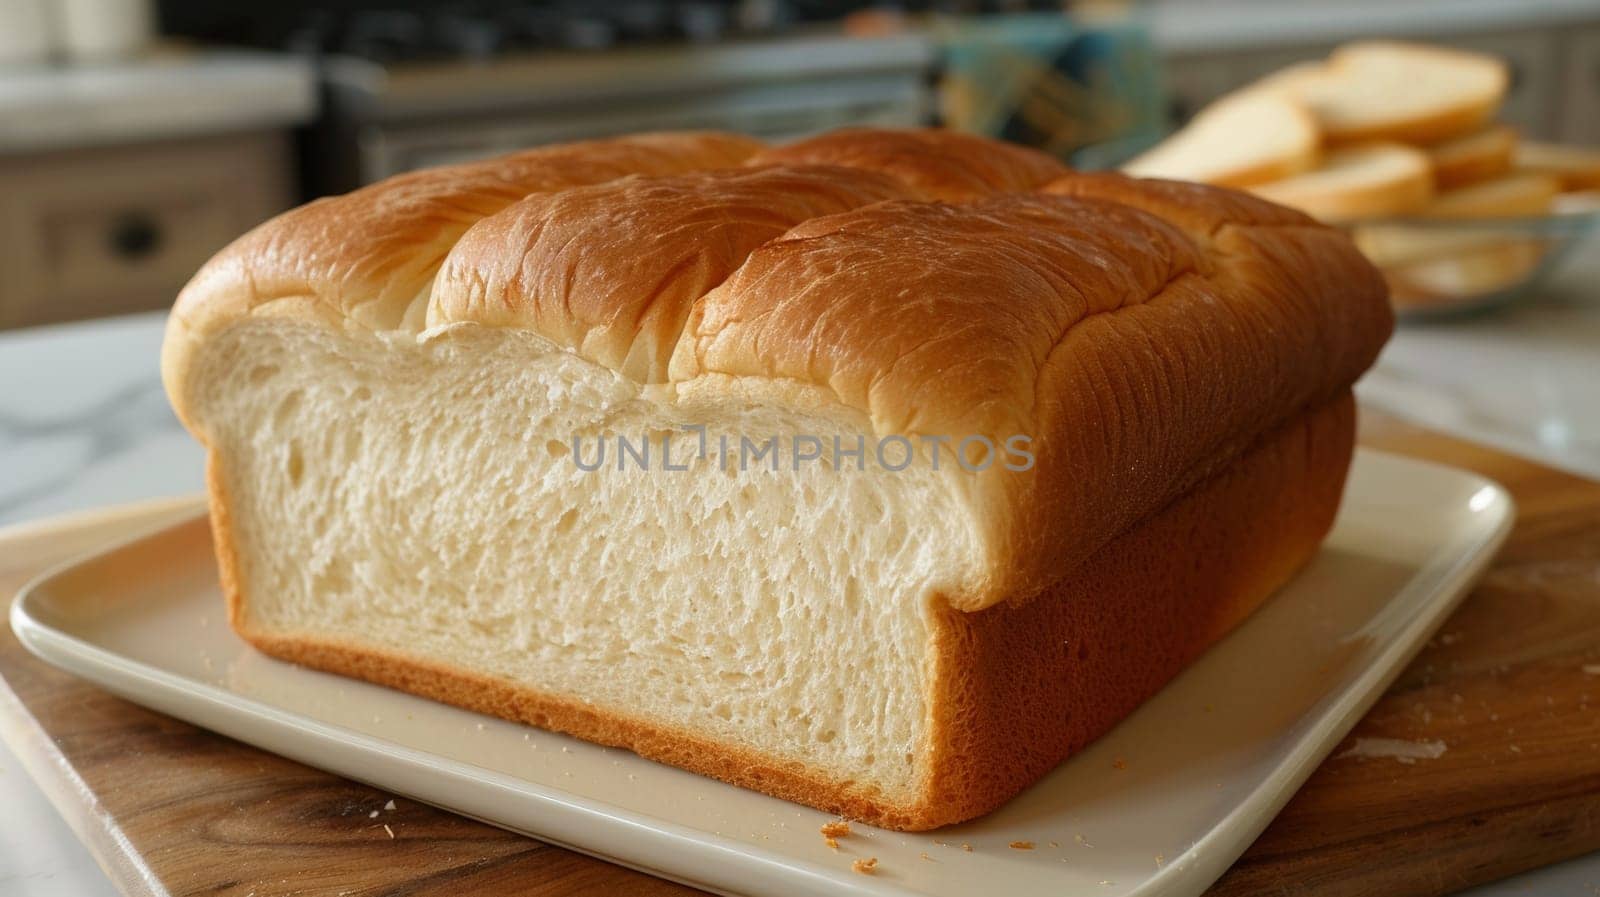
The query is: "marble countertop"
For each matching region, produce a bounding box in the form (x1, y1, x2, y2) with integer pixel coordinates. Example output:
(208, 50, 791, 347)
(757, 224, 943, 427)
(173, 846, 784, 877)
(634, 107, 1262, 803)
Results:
(3, 266, 1599, 891)
(0, 49, 316, 154)
(1359, 294, 1600, 482)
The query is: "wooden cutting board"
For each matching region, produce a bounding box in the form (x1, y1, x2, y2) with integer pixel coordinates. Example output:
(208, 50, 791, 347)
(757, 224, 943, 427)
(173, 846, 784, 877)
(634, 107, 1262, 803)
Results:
(2, 408, 1598, 897)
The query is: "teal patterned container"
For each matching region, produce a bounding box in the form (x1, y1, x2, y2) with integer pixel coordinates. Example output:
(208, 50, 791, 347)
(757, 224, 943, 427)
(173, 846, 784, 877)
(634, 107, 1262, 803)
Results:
(933, 12, 1164, 169)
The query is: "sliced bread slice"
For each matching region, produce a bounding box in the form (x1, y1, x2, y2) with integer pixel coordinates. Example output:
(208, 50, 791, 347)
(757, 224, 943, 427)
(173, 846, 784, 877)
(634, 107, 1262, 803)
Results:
(1251, 142, 1433, 221)
(1355, 173, 1560, 269)
(1384, 239, 1546, 309)
(1124, 92, 1319, 187)
(1419, 171, 1559, 219)
(1429, 125, 1517, 189)
(1515, 141, 1600, 191)
(1270, 41, 1508, 145)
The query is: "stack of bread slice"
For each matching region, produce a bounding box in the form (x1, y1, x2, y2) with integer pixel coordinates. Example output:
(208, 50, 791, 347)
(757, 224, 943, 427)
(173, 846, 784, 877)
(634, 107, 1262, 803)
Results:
(1126, 41, 1600, 309)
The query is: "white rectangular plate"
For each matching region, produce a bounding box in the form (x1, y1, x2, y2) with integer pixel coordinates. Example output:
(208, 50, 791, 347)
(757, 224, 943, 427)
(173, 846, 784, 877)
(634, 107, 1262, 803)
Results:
(10, 449, 1513, 897)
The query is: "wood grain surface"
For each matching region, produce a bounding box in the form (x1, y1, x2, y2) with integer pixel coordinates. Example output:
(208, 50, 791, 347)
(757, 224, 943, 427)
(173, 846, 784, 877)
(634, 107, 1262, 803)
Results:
(2, 408, 1598, 897)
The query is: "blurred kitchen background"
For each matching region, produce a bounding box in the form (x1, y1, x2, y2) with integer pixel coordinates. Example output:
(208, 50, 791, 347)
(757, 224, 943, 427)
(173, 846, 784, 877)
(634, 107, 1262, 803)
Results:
(3, 0, 1600, 330)
(5, 7, 1600, 895)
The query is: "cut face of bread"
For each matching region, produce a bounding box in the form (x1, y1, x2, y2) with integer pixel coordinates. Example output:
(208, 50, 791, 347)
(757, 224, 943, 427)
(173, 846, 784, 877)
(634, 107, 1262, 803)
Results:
(1250, 142, 1433, 221)
(163, 129, 1393, 830)
(1122, 93, 1319, 187)
(1516, 141, 1600, 191)
(1429, 125, 1517, 190)
(1269, 41, 1508, 145)
(193, 320, 965, 812)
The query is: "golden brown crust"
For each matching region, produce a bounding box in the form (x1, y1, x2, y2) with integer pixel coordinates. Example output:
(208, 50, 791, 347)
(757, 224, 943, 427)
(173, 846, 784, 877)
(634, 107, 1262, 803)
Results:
(666, 173, 1388, 607)
(1430, 125, 1517, 190)
(746, 127, 1069, 200)
(1042, 171, 1319, 231)
(183, 130, 761, 330)
(162, 131, 762, 429)
(917, 391, 1355, 827)
(1324, 101, 1498, 147)
(669, 191, 1207, 438)
(427, 165, 917, 382)
(213, 392, 1355, 830)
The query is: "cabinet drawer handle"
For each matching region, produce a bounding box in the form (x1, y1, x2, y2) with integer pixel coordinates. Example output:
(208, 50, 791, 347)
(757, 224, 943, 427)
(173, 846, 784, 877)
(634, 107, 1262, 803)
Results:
(109, 213, 162, 260)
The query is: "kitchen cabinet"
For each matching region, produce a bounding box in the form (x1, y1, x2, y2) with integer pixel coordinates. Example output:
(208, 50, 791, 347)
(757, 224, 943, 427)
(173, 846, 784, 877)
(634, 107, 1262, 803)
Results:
(0, 132, 295, 330)
(0, 50, 314, 330)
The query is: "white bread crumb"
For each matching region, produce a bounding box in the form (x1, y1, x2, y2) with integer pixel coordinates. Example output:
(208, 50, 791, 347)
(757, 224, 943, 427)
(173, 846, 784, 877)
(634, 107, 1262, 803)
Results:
(1339, 737, 1447, 762)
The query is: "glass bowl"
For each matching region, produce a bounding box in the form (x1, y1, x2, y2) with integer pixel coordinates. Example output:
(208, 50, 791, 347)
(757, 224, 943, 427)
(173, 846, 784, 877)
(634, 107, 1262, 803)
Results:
(1350, 195, 1600, 321)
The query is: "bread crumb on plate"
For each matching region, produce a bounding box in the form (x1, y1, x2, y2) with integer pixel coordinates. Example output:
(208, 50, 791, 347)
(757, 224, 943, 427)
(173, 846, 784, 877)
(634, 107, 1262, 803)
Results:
(824, 837, 839, 850)
(1009, 841, 1035, 850)
(852, 857, 878, 875)
(820, 820, 851, 838)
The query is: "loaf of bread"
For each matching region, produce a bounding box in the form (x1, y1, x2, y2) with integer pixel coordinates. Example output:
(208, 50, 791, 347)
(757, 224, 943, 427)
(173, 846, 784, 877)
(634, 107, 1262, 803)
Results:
(161, 128, 1393, 830)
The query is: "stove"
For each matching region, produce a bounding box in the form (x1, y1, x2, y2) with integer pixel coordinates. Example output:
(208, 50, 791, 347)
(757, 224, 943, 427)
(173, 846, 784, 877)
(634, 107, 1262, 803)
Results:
(307, 26, 934, 190)
(160, 4, 938, 192)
